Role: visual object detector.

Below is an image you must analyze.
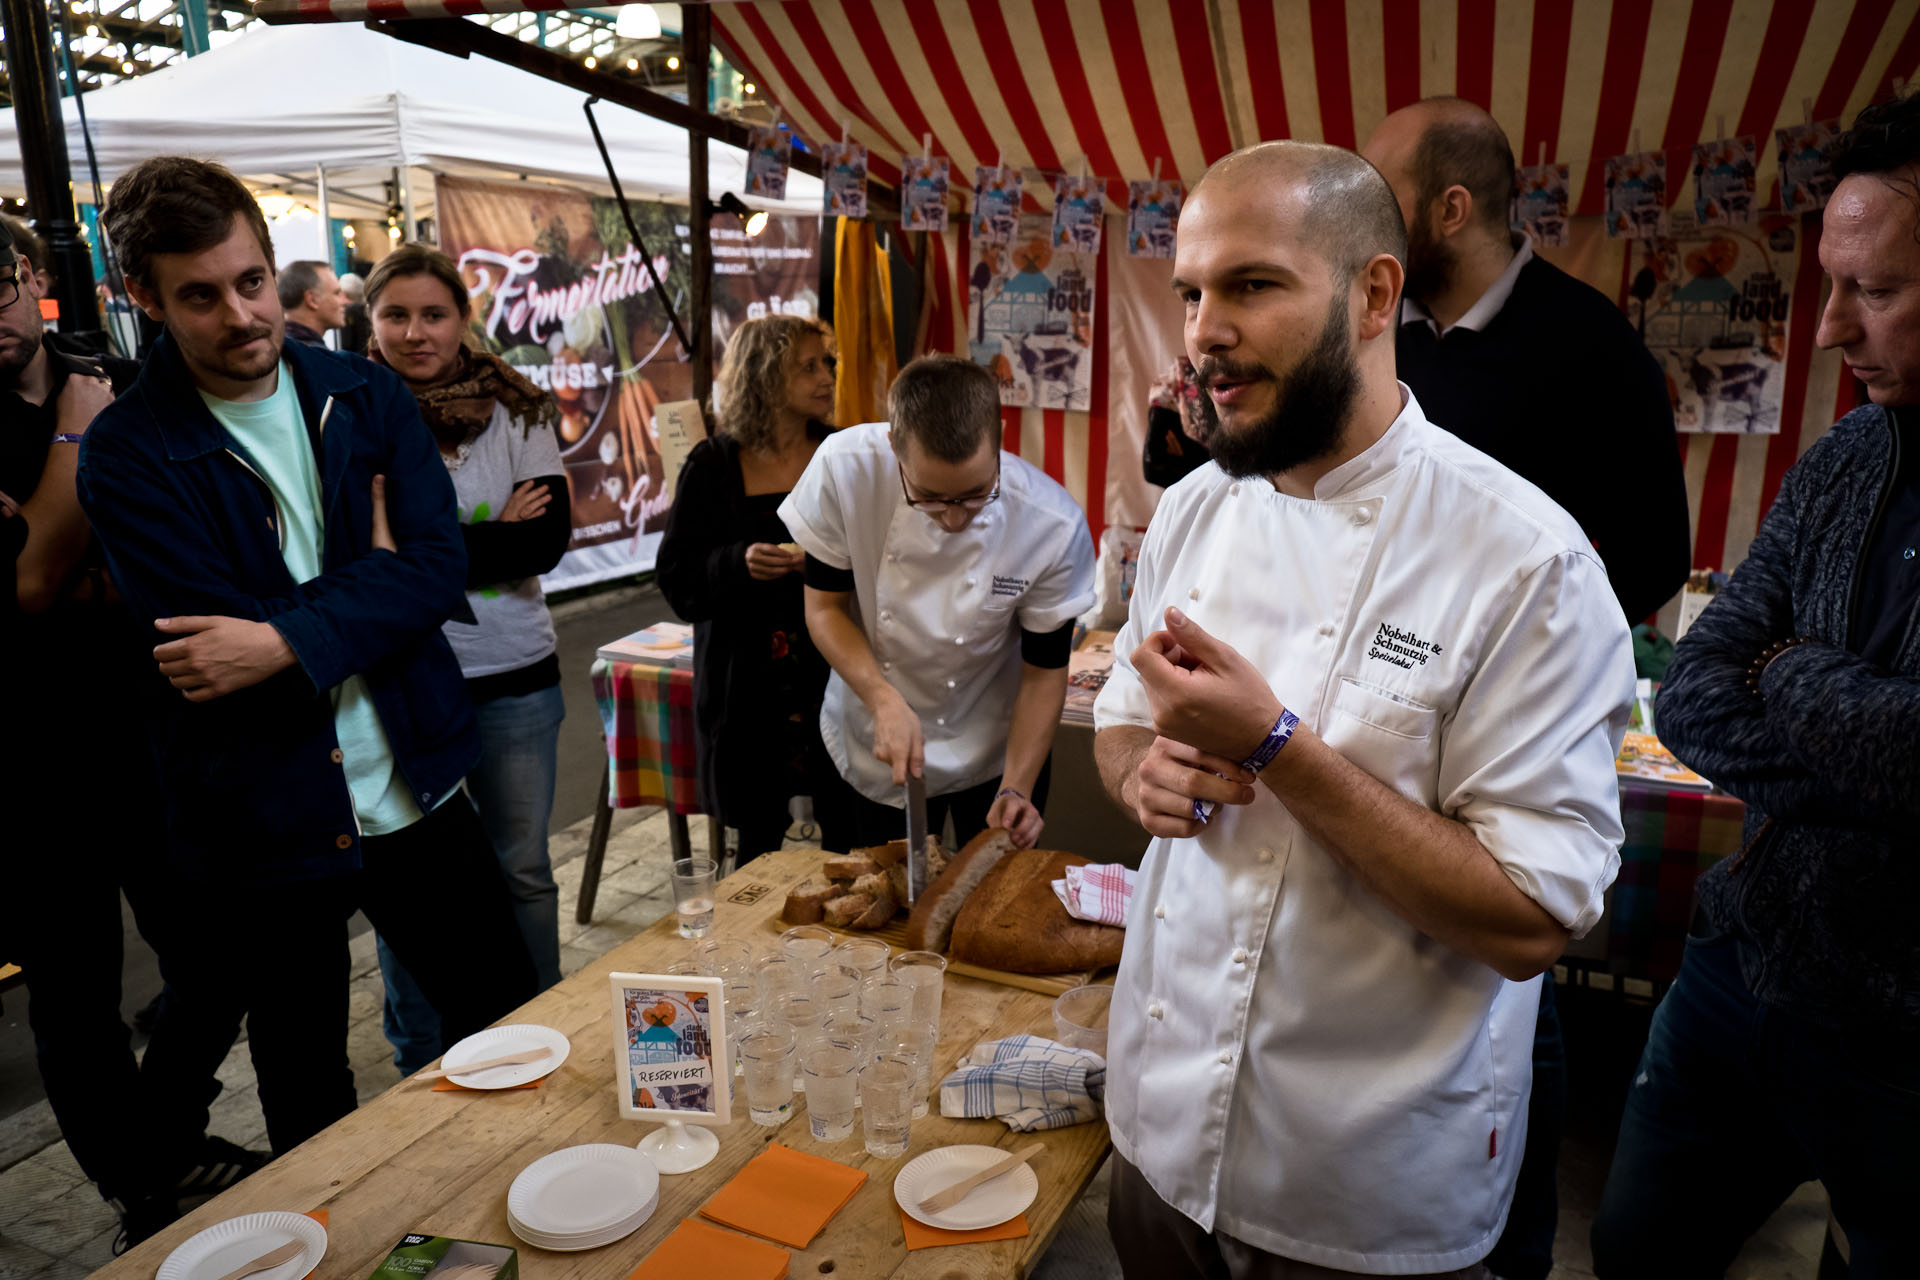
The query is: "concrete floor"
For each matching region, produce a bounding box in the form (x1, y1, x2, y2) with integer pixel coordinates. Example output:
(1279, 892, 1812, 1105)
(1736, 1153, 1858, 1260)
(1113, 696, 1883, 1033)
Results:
(0, 580, 1833, 1278)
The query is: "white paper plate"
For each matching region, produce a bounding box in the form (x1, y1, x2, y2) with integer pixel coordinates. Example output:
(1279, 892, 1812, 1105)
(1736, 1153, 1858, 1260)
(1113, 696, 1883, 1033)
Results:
(507, 1189, 658, 1252)
(894, 1144, 1040, 1231)
(507, 1144, 660, 1238)
(156, 1211, 327, 1280)
(441, 1023, 571, 1089)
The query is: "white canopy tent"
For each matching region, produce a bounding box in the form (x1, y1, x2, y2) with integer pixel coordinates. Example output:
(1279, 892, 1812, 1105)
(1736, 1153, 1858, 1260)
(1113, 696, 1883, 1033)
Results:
(0, 20, 820, 231)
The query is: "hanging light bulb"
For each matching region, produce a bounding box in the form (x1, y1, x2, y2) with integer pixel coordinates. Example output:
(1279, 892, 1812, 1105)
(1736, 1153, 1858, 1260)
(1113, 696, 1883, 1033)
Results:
(626, 57, 639, 71)
(388, 225, 402, 241)
(743, 82, 756, 95)
(121, 60, 134, 74)
(667, 55, 679, 71)
(745, 211, 768, 237)
(584, 54, 597, 69)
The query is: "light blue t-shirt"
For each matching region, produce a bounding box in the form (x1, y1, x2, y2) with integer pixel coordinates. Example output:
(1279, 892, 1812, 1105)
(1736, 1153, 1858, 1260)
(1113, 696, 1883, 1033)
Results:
(198, 363, 424, 837)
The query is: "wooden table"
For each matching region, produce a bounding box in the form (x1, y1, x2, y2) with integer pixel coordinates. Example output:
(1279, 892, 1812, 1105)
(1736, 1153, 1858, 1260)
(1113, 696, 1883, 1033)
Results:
(98, 849, 1113, 1279)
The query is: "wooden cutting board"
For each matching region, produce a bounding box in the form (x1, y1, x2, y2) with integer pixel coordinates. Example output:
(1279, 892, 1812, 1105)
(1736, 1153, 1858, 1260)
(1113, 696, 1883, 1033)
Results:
(762, 913, 1098, 996)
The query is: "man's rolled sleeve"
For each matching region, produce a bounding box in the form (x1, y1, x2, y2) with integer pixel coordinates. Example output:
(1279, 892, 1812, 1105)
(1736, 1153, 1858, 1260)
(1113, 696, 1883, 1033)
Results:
(1438, 552, 1634, 938)
(777, 453, 852, 571)
(1016, 518, 1097, 635)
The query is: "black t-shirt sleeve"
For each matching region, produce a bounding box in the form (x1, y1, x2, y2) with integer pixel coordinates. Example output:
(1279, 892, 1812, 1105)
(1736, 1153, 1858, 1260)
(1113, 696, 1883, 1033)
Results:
(1020, 619, 1075, 669)
(804, 554, 855, 592)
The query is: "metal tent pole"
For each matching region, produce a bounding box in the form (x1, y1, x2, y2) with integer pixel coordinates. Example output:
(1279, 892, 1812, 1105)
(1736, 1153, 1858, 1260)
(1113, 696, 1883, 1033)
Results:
(1, 0, 100, 335)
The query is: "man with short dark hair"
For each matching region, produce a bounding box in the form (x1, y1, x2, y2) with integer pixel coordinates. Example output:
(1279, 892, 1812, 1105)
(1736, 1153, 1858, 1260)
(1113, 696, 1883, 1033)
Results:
(1, 215, 260, 1250)
(338, 270, 372, 356)
(277, 259, 346, 348)
(1589, 94, 1920, 1278)
(1093, 140, 1633, 1277)
(1362, 97, 1690, 626)
(77, 156, 537, 1156)
(781, 353, 1095, 848)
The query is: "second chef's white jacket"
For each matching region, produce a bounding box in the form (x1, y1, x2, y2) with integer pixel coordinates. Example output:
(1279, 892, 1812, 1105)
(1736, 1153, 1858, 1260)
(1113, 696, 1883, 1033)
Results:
(1093, 389, 1632, 1274)
(781, 422, 1096, 806)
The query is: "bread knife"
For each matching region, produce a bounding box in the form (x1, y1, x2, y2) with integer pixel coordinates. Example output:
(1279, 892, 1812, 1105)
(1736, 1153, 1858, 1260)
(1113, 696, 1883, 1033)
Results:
(905, 773, 930, 904)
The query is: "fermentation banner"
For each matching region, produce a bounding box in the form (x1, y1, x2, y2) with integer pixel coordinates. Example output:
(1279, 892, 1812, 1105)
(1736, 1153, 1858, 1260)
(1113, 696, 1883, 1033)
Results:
(821, 141, 869, 218)
(1629, 211, 1795, 434)
(967, 211, 1095, 410)
(435, 175, 820, 588)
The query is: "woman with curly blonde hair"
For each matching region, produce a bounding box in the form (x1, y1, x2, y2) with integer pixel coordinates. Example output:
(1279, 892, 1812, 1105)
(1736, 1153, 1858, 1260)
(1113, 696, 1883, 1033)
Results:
(657, 314, 853, 861)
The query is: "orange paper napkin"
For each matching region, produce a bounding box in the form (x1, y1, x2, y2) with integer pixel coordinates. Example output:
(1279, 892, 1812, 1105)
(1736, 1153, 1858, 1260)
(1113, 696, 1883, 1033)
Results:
(698, 1143, 867, 1248)
(628, 1217, 789, 1280)
(900, 1208, 1031, 1249)
(430, 1077, 542, 1092)
(299, 1209, 329, 1280)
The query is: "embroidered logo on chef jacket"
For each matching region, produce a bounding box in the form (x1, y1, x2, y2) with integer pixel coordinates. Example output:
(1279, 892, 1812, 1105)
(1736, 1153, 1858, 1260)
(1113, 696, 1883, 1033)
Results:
(1367, 621, 1445, 670)
(990, 574, 1031, 598)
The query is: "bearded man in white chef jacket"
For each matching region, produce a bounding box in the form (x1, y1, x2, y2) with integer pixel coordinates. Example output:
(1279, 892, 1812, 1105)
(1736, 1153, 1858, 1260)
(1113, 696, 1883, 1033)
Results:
(1092, 142, 1633, 1277)
(781, 354, 1095, 849)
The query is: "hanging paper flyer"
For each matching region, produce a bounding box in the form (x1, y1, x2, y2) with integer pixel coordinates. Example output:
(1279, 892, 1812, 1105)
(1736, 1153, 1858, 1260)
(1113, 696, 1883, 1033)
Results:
(1511, 163, 1570, 247)
(745, 126, 790, 202)
(1126, 179, 1184, 258)
(1052, 174, 1104, 255)
(1776, 120, 1840, 213)
(1604, 150, 1668, 239)
(900, 155, 951, 232)
(820, 141, 869, 218)
(968, 211, 1095, 410)
(1691, 136, 1758, 226)
(1629, 211, 1796, 433)
(972, 165, 1023, 245)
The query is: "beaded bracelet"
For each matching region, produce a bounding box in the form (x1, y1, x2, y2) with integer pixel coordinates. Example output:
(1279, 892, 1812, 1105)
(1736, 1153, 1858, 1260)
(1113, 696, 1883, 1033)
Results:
(1746, 636, 1811, 697)
(994, 787, 1026, 802)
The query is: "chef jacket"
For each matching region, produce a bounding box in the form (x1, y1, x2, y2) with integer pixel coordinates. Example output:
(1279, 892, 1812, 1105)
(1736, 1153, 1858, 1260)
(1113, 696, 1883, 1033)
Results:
(781, 421, 1096, 806)
(1093, 389, 1631, 1273)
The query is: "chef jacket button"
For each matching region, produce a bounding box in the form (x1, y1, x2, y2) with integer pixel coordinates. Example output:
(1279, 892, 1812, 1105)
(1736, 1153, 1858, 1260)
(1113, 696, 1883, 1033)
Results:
(1217, 1050, 1233, 1065)
(1352, 507, 1373, 526)
(965, 577, 976, 587)
(1318, 622, 1335, 637)
(420, 792, 432, 805)
(330, 748, 344, 763)
(883, 661, 893, 671)
(881, 610, 891, 621)
(889, 552, 899, 562)
(1231, 947, 1248, 964)
(954, 636, 966, 646)
(1257, 848, 1274, 863)
(947, 679, 957, 689)
(335, 833, 353, 849)
(1153, 904, 1166, 920)
(1229, 483, 1241, 497)
(1147, 1002, 1165, 1020)
(936, 717, 946, 726)
(1187, 587, 1199, 601)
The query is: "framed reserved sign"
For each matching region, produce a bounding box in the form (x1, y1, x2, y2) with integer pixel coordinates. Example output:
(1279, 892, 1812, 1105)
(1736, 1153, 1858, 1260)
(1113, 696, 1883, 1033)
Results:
(609, 972, 731, 1126)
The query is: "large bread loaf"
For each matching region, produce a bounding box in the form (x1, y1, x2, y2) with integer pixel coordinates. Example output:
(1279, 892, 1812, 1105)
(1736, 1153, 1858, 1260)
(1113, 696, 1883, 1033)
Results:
(903, 828, 1018, 952)
(948, 850, 1125, 974)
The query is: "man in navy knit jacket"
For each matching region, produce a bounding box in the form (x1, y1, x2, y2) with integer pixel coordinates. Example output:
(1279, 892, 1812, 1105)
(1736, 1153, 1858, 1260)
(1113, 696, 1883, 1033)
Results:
(1589, 96, 1920, 1277)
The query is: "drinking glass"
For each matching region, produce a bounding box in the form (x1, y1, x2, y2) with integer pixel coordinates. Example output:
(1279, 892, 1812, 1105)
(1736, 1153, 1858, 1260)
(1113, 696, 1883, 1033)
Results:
(860, 1055, 917, 1158)
(739, 1026, 797, 1126)
(753, 954, 799, 1004)
(671, 857, 718, 939)
(801, 1042, 861, 1142)
(834, 937, 892, 988)
(773, 991, 828, 1087)
(810, 965, 861, 1019)
(695, 938, 753, 982)
(862, 979, 914, 1039)
(889, 951, 947, 1034)
(822, 1011, 877, 1071)
(780, 924, 836, 966)
(881, 1023, 940, 1119)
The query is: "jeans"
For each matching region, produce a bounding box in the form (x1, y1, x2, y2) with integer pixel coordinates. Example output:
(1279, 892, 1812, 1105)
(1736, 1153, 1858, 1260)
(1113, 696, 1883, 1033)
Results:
(1590, 926, 1920, 1278)
(379, 683, 564, 1073)
(1482, 973, 1565, 1280)
(142, 794, 537, 1154)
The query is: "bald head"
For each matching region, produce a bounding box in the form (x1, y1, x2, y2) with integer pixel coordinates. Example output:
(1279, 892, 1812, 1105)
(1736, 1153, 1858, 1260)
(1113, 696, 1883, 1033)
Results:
(1191, 141, 1407, 283)
(1364, 97, 1515, 239)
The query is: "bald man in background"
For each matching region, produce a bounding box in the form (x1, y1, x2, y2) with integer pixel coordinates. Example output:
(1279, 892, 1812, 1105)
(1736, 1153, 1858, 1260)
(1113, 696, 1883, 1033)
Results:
(1361, 100, 1689, 1280)
(1093, 140, 1633, 1278)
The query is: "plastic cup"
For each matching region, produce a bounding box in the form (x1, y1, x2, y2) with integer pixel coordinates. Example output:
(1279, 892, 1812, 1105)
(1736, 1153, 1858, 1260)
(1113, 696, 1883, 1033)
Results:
(671, 857, 718, 939)
(822, 1011, 877, 1071)
(834, 937, 893, 988)
(802, 1042, 861, 1142)
(881, 1023, 939, 1119)
(862, 979, 914, 1038)
(1052, 983, 1114, 1056)
(753, 954, 799, 1004)
(695, 938, 753, 982)
(810, 965, 862, 1019)
(860, 1055, 917, 1158)
(773, 991, 828, 1087)
(780, 924, 836, 966)
(739, 1026, 797, 1126)
(889, 951, 947, 1034)
(722, 978, 759, 1052)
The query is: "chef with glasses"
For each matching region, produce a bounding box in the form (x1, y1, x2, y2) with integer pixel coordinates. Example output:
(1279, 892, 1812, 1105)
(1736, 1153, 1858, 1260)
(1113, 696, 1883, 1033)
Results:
(780, 354, 1095, 849)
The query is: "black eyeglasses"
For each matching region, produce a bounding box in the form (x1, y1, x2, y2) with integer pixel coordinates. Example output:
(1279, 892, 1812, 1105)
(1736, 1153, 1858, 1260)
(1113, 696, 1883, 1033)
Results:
(0, 273, 19, 311)
(898, 463, 1000, 515)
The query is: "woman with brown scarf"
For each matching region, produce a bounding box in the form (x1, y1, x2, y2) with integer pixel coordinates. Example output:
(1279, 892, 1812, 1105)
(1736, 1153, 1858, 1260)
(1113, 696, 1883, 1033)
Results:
(364, 244, 571, 1074)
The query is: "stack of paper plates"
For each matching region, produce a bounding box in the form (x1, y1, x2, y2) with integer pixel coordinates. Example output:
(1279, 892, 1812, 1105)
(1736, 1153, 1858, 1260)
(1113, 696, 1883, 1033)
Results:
(506, 1144, 661, 1251)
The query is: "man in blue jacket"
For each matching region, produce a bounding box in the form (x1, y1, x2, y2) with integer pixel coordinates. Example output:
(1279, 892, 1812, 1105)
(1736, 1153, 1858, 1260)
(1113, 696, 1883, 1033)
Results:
(1590, 97, 1920, 1276)
(78, 156, 536, 1156)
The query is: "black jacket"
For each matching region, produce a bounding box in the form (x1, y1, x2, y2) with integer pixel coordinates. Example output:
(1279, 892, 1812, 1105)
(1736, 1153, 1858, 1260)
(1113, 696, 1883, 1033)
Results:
(1656, 405, 1920, 1026)
(1397, 254, 1691, 623)
(654, 430, 832, 823)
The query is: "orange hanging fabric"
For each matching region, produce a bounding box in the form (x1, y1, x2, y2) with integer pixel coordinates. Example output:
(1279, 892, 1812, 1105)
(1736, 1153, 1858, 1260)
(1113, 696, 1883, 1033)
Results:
(832, 216, 896, 426)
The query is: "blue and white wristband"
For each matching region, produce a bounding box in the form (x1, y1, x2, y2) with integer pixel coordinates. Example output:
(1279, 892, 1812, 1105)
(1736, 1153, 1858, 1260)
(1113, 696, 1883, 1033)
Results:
(1192, 707, 1300, 825)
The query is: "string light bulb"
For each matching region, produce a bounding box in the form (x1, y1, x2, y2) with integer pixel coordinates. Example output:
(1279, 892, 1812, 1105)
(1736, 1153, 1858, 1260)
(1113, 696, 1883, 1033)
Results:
(626, 57, 638, 71)
(121, 60, 134, 73)
(584, 55, 597, 68)
(666, 55, 679, 70)
(388, 225, 401, 241)
(743, 82, 756, 95)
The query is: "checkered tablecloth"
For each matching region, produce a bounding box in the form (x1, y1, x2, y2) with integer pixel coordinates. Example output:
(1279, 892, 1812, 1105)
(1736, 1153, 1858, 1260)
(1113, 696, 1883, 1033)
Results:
(1606, 782, 1748, 983)
(590, 658, 702, 815)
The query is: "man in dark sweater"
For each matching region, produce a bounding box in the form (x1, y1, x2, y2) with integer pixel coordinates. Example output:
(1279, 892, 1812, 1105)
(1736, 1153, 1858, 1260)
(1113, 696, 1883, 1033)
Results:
(1362, 99, 1690, 1280)
(1587, 96, 1920, 1278)
(1364, 97, 1691, 626)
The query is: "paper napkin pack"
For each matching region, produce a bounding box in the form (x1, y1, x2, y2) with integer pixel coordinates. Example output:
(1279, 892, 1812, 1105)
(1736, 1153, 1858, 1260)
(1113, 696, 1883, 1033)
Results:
(366, 1233, 517, 1280)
